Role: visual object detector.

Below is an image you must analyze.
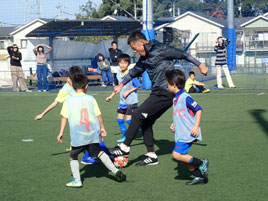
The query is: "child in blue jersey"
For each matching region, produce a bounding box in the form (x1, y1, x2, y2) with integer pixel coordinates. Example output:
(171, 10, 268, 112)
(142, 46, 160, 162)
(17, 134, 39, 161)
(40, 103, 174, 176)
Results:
(165, 69, 209, 185)
(35, 66, 102, 165)
(57, 74, 126, 187)
(106, 54, 141, 143)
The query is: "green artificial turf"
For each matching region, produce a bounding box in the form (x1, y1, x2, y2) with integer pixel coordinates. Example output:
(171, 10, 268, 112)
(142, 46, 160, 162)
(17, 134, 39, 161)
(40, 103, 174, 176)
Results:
(0, 86, 267, 201)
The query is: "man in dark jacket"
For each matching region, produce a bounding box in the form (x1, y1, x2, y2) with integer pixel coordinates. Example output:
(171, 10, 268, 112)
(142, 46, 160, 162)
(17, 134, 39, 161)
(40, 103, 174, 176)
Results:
(109, 41, 122, 85)
(109, 31, 208, 166)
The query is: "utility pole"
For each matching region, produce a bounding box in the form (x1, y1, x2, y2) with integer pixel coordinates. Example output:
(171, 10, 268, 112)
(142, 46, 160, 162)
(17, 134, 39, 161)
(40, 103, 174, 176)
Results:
(25, 0, 29, 24)
(141, 0, 154, 89)
(227, 0, 236, 71)
(134, 0, 137, 20)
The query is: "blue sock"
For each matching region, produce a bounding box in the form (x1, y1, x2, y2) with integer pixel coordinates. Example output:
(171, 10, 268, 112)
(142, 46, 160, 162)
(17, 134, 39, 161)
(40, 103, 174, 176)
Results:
(189, 158, 194, 164)
(126, 119, 131, 125)
(99, 141, 107, 151)
(83, 150, 89, 160)
(117, 118, 127, 135)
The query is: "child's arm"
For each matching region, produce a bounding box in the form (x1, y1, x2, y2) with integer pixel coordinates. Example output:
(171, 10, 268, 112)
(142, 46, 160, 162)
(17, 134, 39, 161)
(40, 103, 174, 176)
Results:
(106, 92, 116, 102)
(170, 123, 175, 133)
(193, 80, 205, 87)
(97, 115, 107, 139)
(57, 117, 67, 143)
(123, 87, 139, 99)
(34, 100, 58, 120)
(191, 110, 202, 137)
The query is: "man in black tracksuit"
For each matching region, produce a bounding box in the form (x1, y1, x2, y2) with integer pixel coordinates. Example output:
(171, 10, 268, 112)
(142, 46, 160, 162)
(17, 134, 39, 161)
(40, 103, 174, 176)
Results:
(109, 31, 208, 166)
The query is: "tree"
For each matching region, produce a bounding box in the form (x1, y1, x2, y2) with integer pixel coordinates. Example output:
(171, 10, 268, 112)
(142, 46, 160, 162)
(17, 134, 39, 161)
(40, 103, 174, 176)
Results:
(234, 0, 268, 17)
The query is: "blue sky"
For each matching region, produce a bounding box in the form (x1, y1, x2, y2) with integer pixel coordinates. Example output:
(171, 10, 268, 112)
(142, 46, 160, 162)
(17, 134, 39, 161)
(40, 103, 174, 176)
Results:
(0, 0, 102, 26)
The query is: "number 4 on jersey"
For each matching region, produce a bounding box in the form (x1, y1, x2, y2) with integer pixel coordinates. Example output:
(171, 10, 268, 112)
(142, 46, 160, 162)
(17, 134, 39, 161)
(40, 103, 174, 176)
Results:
(80, 108, 90, 131)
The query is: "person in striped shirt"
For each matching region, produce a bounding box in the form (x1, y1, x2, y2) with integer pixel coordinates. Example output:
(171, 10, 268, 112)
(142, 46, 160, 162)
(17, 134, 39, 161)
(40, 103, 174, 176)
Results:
(214, 37, 236, 89)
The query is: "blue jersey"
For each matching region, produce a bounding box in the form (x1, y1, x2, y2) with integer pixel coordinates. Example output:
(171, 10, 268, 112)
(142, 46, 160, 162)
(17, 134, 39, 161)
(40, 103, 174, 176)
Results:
(117, 72, 140, 106)
(65, 94, 100, 147)
(173, 90, 202, 143)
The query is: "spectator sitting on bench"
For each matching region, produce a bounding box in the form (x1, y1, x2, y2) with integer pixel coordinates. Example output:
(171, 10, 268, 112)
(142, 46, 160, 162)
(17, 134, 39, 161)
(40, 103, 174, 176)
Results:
(97, 53, 114, 87)
(185, 71, 210, 93)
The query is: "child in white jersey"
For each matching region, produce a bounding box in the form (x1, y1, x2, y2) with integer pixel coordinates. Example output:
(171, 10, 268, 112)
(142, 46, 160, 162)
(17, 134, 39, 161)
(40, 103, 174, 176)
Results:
(165, 69, 209, 185)
(106, 54, 140, 143)
(57, 74, 126, 187)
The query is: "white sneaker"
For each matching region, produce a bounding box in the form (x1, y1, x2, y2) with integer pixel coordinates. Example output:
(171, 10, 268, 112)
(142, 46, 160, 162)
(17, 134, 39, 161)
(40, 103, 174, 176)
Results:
(218, 86, 224, 89)
(43, 90, 47, 92)
(26, 89, 32, 92)
(101, 84, 107, 87)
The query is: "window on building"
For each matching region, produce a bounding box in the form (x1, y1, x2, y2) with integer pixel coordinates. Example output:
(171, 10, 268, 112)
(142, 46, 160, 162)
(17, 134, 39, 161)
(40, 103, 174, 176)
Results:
(0, 41, 5, 49)
(21, 39, 27, 49)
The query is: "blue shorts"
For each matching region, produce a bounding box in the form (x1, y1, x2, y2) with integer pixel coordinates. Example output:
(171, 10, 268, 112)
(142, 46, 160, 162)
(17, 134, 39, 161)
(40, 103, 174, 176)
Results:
(173, 142, 193, 154)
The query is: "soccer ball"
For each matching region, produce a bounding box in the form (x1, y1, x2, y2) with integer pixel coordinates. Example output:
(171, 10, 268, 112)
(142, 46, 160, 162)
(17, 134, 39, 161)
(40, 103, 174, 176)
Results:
(113, 156, 128, 168)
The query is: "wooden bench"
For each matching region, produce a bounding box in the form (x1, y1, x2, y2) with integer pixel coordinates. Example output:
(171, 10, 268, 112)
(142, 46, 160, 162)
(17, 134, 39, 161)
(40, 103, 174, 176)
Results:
(27, 74, 102, 85)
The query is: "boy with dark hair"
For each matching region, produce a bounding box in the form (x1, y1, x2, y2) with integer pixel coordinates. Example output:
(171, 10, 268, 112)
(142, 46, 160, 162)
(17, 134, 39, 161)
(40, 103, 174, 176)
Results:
(57, 74, 126, 187)
(106, 54, 140, 142)
(35, 66, 101, 165)
(165, 69, 209, 185)
(109, 31, 208, 166)
(185, 71, 210, 93)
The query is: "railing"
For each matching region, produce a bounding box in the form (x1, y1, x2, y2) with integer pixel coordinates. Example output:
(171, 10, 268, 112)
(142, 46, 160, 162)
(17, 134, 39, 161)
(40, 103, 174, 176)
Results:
(244, 40, 268, 51)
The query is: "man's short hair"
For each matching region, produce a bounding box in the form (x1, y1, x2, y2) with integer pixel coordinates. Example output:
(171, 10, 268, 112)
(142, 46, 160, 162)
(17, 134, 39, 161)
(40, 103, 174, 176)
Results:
(189, 71, 195, 76)
(165, 69, 186, 89)
(111, 41, 118, 46)
(127, 31, 147, 45)
(68, 66, 84, 80)
(118, 54, 131, 64)
(72, 74, 88, 90)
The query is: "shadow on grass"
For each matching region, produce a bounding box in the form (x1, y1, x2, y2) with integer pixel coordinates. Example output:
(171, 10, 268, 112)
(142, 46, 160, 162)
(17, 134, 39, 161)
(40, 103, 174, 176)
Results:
(80, 163, 118, 182)
(174, 161, 192, 180)
(51, 151, 69, 156)
(250, 109, 268, 137)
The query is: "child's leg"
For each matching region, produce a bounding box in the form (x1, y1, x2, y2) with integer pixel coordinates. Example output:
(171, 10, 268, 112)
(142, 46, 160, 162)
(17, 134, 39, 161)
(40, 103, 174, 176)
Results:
(70, 154, 81, 182)
(117, 113, 127, 135)
(125, 115, 131, 125)
(172, 151, 204, 178)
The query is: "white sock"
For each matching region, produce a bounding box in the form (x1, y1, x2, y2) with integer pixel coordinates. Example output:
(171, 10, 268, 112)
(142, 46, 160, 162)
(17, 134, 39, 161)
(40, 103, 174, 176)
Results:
(70, 159, 81, 182)
(146, 153, 157, 159)
(119, 143, 130, 153)
(99, 152, 118, 174)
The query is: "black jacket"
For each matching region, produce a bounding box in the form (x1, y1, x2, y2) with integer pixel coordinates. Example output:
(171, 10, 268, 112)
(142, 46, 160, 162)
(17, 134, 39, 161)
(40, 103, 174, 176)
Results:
(108, 48, 122, 66)
(7, 46, 22, 67)
(126, 40, 201, 91)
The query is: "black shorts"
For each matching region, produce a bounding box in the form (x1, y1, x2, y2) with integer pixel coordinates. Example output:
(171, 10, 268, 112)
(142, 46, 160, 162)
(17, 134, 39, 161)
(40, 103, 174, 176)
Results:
(117, 103, 138, 115)
(70, 143, 101, 157)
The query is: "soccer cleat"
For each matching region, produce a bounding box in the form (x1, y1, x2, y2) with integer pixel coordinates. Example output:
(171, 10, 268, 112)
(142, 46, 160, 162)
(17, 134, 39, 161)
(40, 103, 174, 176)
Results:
(81, 157, 99, 165)
(66, 146, 72, 151)
(66, 180, 82, 188)
(108, 145, 129, 156)
(230, 85, 236, 88)
(135, 155, 158, 166)
(116, 136, 126, 143)
(218, 85, 224, 89)
(202, 89, 211, 93)
(115, 170, 126, 182)
(186, 177, 208, 185)
(198, 158, 209, 178)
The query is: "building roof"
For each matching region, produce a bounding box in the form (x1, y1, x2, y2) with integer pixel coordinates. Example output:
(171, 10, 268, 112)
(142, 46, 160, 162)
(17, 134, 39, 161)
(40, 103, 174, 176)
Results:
(10, 18, 51, 35)
(26, 19, 142, 37)
(0, 27, 17, 38)
(101, 15, 134, 21)
(189, 11, 226, 27)
(240, 15, 268, 27)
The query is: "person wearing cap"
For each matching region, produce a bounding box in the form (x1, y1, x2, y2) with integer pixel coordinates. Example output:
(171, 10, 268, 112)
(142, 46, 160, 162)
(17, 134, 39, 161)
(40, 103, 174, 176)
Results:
(7, 44, 31, 92)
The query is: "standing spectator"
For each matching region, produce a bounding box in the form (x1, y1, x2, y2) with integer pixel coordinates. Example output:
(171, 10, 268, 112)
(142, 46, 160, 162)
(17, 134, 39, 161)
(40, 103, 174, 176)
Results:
(109, 41, 122, 85)
(214, 37, 236, 89)
(7, 44, 31, 92)
(97, 53, 114, 87)
(33, 43, 52, 92)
